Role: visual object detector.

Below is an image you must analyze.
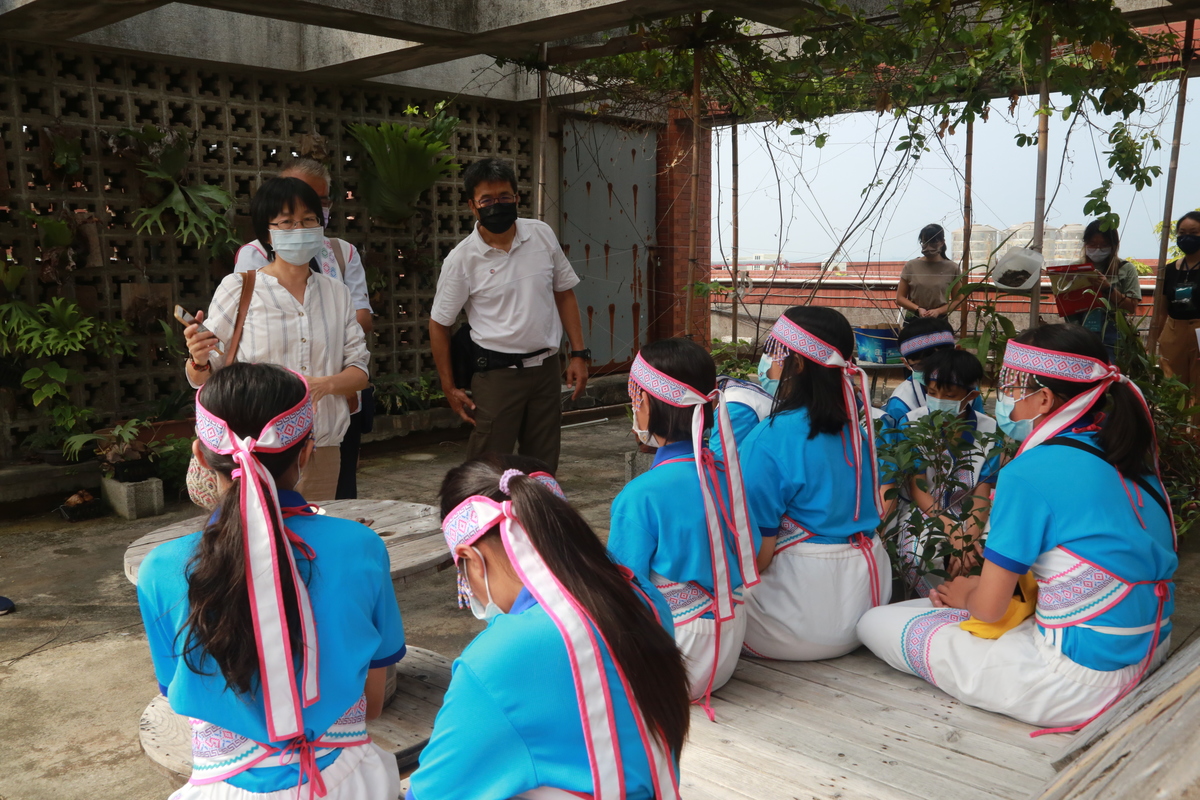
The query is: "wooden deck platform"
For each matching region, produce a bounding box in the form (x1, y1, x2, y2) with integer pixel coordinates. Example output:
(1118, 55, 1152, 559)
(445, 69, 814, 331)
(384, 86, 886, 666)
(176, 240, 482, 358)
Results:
(680, 648, 1071, 800)
(124, 499, 451, 586)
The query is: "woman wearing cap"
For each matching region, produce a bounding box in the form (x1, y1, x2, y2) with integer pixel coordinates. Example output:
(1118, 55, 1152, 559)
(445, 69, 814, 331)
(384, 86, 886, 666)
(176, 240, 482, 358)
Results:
(608, 338, 760, 715)
(137, 363, 407, 798)
(897, 223, 961, 320)
(406, 454, 689, 800)
(857, 324, 1176, 730)
(738, 306, 888, 661)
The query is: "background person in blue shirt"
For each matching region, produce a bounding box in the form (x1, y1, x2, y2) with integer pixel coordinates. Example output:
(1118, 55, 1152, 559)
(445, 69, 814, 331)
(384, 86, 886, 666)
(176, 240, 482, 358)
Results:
(408, 454, 689, 800)
(740, 306, 888, 661)
(858, 324, 1176, 730)
(880, 348, 1003, 597)
(138, 363, 406, 799)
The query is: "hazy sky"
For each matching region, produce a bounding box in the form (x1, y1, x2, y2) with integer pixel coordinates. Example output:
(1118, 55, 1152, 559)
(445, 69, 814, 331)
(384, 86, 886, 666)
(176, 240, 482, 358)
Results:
(711, 78, 1200, 265)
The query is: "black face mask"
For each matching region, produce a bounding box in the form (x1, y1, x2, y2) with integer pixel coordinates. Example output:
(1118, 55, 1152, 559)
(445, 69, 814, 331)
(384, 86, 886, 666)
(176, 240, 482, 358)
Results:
(1178, 234, 1200, 256)
(478, 202, 518, 234)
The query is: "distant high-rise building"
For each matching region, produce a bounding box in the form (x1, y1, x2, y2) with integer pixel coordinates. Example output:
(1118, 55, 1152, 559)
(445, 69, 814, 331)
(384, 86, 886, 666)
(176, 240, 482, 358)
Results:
(954, 222, 1087, 268)
(951, 225, 997, 269)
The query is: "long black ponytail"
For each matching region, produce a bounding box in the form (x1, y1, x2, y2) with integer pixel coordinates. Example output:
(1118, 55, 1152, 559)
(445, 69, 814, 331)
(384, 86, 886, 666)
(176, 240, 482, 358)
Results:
(182, 363, 311, 694)
(1011, 324, 1153, 476)
(439, 454, 691, 758)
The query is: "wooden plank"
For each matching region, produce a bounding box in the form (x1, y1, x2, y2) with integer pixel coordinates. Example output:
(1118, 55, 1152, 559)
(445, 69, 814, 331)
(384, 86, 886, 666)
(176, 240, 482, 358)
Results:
(710, 671, 1039, 799)
(138, 647, 452, 782)
(1051, 635, 1200, 770)
(757, 653, 1069, 757)
(387, 534, 454, 579)
(1032, 660, 1200, 799)
(733, 659, 1056, 782)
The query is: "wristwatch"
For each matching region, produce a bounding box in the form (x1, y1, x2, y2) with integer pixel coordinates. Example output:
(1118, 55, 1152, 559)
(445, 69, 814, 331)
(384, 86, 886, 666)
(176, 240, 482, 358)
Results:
(569, 348, 592, 362)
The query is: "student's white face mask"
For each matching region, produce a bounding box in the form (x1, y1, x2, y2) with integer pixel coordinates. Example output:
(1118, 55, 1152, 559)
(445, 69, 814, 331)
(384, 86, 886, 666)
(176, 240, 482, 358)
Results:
(466, 546, 503, 622)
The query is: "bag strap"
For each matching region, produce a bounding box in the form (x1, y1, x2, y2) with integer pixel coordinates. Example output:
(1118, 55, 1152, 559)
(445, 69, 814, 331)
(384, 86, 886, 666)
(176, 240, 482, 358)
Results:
(226, 269, 256, 365)
(1042, 436, 1169, 517)
(330, 237, 348, 279)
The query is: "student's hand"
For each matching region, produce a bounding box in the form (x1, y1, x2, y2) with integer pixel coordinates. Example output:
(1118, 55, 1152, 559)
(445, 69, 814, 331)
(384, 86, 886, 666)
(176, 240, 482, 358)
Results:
(931, 575, 980, 610)
(184, 311, 218, 365)
(447, 387, 476, 425)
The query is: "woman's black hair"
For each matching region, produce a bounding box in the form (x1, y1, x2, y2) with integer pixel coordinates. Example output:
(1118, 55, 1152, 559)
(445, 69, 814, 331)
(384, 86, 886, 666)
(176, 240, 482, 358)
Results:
(439, 454, 691, 758)
(898, 316, 955, 362)
(1082, 219, 1120, 265)
(1176, 210, 1200, 230)
(919, 223, 948, 260)
(1011, 323, 1152, 476)
(638, 338, 716, 444)
(770, 306, 855, 437)
(462, 157, 519, 201)
(182, 363, 311, 694)
(250, 177, 325, 260)
(923, 348, 983, 390)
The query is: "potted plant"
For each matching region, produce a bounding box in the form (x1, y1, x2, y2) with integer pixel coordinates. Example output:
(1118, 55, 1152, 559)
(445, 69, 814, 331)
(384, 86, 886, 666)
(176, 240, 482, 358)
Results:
(65, 418, 159, 481)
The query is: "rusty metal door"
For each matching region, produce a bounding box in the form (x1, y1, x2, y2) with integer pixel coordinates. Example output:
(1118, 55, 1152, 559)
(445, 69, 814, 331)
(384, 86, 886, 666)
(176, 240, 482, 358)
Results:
(560, 119, 656, 371)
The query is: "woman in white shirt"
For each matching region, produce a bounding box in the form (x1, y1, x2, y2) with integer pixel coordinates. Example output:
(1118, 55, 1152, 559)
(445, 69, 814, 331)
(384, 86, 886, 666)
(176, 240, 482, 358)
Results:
(184, 177, 370, 500)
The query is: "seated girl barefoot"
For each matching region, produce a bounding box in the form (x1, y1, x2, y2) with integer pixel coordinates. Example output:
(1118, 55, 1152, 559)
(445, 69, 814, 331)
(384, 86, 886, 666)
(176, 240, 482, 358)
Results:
(740, 307, 889, 661)
(858, 324, 1177, 730)
(137, 363, 406, 799)
(407, 455, 689, 800)
(608, 338, 760, 714)
(882, 348, 1002, 595)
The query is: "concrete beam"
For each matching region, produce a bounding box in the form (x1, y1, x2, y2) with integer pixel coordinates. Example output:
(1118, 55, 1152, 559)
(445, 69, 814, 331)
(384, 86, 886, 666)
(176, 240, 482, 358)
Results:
(0, 0, 166, 41)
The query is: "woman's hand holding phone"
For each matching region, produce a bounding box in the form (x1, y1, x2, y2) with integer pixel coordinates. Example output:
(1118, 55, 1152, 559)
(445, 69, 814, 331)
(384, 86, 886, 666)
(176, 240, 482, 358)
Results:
(184, 310, 220, 366)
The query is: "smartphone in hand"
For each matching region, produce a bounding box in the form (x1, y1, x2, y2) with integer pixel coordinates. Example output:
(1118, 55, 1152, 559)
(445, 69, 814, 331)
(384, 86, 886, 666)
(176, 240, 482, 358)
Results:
(174, 305, 222, 356)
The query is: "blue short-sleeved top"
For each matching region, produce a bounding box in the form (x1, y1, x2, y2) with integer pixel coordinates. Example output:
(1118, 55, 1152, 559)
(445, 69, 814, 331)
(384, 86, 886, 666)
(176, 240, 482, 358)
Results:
(710, 377, 774, 461)
(137, 490, 407, 792)
(739, 407, 881, 543)
(983, 430, 1177, 671)
(608, 440, 761, 598)
(407, 580, 674, 800)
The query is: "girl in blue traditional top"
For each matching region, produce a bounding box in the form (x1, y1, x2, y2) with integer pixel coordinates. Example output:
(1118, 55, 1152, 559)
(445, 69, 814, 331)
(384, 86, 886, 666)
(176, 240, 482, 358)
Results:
(740, 306, 889, 661)
(608, 338, 760, 715)
(137, 363, 407, 799)
(858, 324, 1176, 730)
(408, 454, 689, 800)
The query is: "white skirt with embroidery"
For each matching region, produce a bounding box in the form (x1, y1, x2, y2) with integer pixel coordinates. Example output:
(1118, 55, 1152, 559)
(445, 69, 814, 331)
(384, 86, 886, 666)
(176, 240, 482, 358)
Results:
(856, 598, 1170, 728)
(167, 743, 400, 800)
(742, 536, 891, 661)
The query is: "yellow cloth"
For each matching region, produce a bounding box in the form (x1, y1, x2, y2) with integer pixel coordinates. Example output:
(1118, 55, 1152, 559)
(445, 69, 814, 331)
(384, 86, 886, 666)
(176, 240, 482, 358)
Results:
(960, 572, 1037, 639)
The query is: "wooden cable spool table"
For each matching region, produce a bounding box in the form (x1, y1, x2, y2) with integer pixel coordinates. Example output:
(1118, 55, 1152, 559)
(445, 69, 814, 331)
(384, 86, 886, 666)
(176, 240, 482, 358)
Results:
(129, 499, 456, 786)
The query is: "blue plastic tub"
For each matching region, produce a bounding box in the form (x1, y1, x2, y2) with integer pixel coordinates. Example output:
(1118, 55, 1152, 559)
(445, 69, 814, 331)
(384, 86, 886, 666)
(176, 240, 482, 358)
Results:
(853, 326, 902, 364)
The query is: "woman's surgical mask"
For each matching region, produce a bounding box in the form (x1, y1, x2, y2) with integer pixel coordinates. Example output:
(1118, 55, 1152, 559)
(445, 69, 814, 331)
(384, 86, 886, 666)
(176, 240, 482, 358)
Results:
(995, 393, 1035, 441)
(757, 355, 780, 396)
(1085, 247, 1112, 264)
(270, 227, 325, 265)
(466, 546, 503, 622)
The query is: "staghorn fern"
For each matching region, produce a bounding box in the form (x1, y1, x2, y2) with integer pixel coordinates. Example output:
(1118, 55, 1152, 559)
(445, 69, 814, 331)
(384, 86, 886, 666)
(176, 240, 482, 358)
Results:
(347, 108, 459, 226)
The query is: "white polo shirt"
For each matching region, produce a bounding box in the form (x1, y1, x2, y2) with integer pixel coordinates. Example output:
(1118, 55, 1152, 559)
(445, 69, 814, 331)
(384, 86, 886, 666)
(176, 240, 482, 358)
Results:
(431, 218, 580, 362)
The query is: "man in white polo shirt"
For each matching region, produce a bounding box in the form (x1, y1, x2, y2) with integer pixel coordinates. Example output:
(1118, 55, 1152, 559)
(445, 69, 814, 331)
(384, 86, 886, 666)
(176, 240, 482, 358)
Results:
(429, 157, 589, 471)
(233, 157, 374, 500)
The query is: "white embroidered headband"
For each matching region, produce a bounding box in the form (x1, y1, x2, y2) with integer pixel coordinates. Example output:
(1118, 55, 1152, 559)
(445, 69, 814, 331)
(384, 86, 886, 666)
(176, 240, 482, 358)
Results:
(900, 330, 956, 357)
(763, 314, 880, 521)
(193, 370, 319, 743)
(439, 490, 679, 799)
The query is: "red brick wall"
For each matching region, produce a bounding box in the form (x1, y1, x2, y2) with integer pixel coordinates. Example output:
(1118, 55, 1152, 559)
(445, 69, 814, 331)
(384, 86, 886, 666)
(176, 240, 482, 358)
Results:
(652, 105, 712, 344)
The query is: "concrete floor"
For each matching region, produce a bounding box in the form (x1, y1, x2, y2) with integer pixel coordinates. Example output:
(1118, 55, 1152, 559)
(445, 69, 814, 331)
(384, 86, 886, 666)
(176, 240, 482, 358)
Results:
(2, 413, 1198, 800)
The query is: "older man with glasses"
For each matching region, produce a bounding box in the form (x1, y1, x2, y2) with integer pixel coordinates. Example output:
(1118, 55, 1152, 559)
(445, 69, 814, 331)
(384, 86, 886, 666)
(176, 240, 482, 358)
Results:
(429, 157, 589, 471)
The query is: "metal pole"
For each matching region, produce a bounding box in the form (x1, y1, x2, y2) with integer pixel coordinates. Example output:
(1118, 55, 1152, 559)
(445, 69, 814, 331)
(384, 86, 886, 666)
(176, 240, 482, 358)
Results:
(537, 42, 548, 222)
(959, 116, 973, 338)
(1028, 33, 1051, 328)
(684, 12, 702, 338)
(1150, 19, 1193, 355)
(731, 120, 740, 346)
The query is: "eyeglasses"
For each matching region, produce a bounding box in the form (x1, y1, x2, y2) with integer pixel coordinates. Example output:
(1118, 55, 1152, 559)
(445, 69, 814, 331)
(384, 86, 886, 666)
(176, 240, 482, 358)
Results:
(268, 218, 322, 230)
(475, 194, 517, 208)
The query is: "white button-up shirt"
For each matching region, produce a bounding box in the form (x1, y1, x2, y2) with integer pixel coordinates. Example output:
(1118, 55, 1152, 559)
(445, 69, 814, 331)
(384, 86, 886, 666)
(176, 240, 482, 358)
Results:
(192, 271, 370, 447)
(431, 218, 579, 364)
